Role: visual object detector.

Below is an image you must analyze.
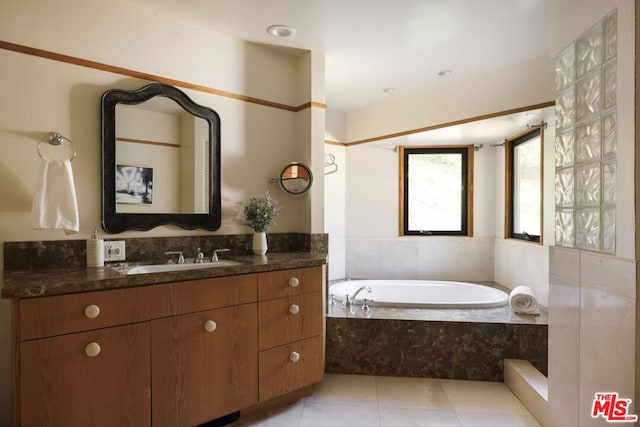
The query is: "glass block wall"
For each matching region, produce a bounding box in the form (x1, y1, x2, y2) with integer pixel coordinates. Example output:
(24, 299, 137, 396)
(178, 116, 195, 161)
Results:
(554, 11, 617, 254)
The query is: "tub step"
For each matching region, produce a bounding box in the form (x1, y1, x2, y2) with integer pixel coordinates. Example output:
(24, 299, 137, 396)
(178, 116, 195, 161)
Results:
(504, 359, 549, 426)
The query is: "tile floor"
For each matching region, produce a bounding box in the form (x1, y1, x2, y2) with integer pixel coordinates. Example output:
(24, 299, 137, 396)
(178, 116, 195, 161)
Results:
(235, 374, 542, 427)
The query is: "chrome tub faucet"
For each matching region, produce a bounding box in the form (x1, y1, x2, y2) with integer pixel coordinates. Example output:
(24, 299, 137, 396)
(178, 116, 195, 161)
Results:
(342, 285, 372, 308)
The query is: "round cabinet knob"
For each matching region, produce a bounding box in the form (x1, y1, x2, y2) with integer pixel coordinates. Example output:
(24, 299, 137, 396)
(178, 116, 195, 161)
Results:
(289, 304, 300, 315)
(203, 320, 217, 333)
(85, 342, 101, 357)
(288, 277, 300, 288)
(289, 351, 300, 363)
(84, 304, 101, 319)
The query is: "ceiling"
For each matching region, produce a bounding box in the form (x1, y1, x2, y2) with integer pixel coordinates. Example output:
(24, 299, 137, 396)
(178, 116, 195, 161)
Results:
(127, 0, 552, 143)
(373, 106, 554, 150)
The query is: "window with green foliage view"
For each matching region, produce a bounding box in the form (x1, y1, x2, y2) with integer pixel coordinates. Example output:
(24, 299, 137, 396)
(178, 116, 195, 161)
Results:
(400, 146, 473, 236)
(506, 128, 542, 242)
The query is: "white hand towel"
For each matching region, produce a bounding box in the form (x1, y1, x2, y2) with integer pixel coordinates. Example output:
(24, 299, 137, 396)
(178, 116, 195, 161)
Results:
(31, 158, 79, 234)
(509, 285, 540, 315)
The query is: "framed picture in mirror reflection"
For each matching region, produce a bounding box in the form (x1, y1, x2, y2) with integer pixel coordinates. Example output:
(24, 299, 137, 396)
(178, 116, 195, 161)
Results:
(116, 165, 153, 205)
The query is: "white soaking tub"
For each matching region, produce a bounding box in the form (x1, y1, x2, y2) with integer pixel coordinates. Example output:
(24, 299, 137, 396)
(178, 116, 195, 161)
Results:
(329, 279, 508, 309)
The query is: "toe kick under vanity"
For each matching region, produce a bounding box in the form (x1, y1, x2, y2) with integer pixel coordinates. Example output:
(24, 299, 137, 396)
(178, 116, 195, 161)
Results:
(2, 254, 326, 427)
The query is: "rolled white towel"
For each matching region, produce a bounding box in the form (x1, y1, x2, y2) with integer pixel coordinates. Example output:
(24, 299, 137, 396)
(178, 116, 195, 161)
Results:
(509, 286, 540, 315)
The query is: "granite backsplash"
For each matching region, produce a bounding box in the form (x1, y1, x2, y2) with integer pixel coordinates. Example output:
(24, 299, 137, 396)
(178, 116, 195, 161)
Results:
(4, 233, 328, 272)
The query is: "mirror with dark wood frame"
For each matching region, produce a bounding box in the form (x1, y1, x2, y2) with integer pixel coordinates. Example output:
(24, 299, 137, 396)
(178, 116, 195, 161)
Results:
(101, 83, 221, 233)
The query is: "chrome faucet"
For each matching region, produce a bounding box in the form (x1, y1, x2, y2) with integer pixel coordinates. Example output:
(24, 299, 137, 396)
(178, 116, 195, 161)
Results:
(342, 285, 372, 308)
(194, 248, 205, 263)
(164, 251, 184, 264)
(211, 248, 230, 262)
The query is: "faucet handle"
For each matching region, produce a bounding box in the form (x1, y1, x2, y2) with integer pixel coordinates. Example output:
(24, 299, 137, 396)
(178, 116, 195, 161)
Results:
(341, 295, 351, 309)
(164, 251, 184, 264)
(211, 248, 230, 262)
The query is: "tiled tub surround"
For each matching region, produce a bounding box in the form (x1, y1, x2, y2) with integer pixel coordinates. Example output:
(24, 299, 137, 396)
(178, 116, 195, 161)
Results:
(325, 287, 548, 382)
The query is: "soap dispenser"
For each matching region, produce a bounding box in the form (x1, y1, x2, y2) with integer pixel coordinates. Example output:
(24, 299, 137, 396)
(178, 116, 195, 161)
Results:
(86, 227, 104, 267)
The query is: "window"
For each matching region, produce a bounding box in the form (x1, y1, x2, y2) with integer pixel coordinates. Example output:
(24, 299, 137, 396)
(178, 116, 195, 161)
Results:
(400, 146, 473, 236)
(505, 127, 542, 242)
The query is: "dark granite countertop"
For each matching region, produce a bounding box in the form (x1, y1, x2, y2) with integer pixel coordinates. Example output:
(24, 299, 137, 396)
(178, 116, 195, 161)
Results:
(1, 252, 326, 299)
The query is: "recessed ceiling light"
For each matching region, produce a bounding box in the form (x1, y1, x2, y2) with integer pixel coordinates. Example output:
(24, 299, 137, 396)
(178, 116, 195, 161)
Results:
(383, 88, 396, 94)
(438, 70, 452, 76)
(266, 25, 296, 38)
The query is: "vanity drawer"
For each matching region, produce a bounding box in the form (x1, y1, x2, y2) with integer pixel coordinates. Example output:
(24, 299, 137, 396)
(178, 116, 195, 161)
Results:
(149, 273, 257, 318)
(18, 287, 151, 341)
(258, 292, 323, 351)
(257, 266, 322, 301)
(258, 335, 324, 402)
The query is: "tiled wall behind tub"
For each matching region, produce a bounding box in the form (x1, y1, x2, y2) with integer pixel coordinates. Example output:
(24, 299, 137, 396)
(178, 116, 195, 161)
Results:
(346, 236, 494, 281)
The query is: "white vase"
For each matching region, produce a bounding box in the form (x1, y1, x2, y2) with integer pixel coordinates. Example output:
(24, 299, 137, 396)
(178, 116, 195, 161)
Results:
(252, 232, 268, 255)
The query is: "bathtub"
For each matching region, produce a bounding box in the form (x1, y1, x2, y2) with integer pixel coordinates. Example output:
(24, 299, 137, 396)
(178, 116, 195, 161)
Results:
(329, 279, 509, 309)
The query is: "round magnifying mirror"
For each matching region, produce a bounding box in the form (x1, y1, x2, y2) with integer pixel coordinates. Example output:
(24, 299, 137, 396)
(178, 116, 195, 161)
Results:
(279, 163, 313, 196)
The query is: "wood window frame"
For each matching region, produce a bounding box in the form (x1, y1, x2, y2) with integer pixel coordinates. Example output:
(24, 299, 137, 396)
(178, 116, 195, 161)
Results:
(399, 145, 474, 236)
(504, 126, 544, 244)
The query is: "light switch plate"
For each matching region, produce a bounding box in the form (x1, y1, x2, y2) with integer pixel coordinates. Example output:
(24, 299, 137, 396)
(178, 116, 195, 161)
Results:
(104, 240, 126, 262)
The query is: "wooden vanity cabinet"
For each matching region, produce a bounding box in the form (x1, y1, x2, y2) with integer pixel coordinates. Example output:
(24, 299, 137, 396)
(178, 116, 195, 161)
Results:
(12, 265, 325, 427)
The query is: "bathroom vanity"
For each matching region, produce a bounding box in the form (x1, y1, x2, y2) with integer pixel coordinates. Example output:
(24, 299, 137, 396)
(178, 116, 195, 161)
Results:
(3, 254, 326, 427)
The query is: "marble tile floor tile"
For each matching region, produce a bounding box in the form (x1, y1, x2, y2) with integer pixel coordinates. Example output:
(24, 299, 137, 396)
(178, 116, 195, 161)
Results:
(234, 374, 542, 427)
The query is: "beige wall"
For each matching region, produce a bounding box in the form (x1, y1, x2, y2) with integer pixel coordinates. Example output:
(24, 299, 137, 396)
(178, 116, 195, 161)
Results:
(0, 1, 322, 424)
(324, 144, 346, 280)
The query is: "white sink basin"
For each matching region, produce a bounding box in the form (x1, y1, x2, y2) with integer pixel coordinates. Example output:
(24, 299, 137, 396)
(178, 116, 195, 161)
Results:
(122, 260, 242, 275)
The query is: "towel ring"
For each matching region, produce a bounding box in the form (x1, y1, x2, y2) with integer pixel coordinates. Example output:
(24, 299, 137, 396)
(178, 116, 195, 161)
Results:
(37, 132, 76, 162)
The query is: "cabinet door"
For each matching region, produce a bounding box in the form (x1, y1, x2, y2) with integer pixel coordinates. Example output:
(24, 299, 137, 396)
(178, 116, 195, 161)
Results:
(151, 303, 258, 427)
(19, 323, 150, 427)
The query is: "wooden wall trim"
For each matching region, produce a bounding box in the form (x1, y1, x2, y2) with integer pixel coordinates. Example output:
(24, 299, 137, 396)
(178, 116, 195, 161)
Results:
(324, 140, 346, 147)
(116, 137, 180, 148)
(341, 101, 555, 147)
(0, 39, 323, 113)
